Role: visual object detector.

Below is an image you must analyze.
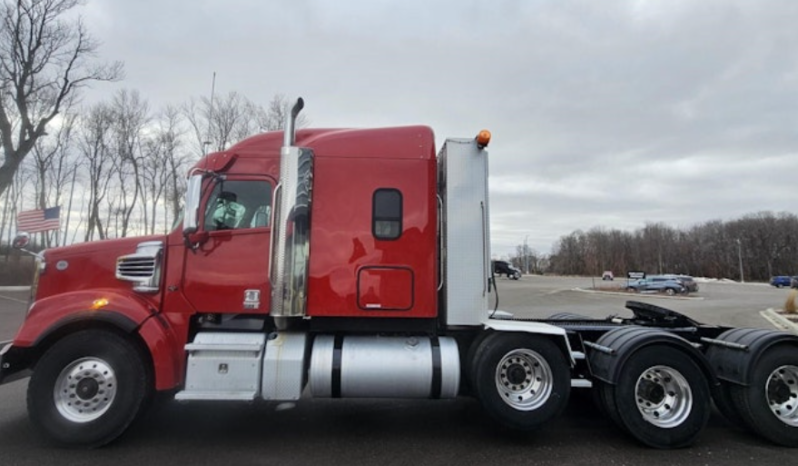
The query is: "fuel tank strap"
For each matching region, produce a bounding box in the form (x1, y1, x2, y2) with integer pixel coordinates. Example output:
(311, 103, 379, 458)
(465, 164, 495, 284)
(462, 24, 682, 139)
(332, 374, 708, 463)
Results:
(331, 335, 344, 398)
(430, 336, 442, 399)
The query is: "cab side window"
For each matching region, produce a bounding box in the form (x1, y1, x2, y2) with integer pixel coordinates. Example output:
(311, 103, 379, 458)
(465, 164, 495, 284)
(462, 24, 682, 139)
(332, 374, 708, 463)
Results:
(203, 180, 272, 231)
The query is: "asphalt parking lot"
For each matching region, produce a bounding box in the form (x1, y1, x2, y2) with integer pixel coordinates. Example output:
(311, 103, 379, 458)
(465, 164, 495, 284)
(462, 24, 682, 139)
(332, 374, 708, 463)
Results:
(0, 277, 795, 465)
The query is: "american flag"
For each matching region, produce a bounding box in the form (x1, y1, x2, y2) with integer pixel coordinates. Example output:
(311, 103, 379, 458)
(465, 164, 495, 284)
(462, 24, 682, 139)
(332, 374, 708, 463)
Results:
(17, 207, 61, 233)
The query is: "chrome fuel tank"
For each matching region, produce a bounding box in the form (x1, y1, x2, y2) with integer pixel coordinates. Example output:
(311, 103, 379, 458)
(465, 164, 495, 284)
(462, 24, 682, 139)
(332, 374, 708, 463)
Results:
(309, 335, 460, 399)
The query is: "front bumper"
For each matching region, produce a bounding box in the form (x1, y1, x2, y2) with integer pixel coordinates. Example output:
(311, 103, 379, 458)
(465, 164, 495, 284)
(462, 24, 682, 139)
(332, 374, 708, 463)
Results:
(0, 340, 32, 385)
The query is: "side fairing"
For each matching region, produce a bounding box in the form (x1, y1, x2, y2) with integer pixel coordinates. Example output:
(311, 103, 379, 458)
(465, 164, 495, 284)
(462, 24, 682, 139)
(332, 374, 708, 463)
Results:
(439, 138, 491, 326)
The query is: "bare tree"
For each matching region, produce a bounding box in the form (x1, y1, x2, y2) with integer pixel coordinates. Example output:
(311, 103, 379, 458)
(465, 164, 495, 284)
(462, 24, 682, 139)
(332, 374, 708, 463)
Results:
(157, 105, 188, 230)
(255, 93, 309, 132)
(511, 243, 545, 275)
(0, 0, 123, 198)
(183, 91, 310, 158)
(77, 102, 115, 241)
(28, 109, 76, 245)
(1, 165, 27, 253)
(546, 211, 798, 281)
(183, 91, 252, 156)
(0, 167, 20, 249)
(108, 89, 147, 237)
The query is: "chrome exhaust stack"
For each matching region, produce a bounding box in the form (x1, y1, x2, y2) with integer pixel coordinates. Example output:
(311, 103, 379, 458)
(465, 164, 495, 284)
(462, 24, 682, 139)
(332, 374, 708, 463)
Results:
(270, 97, 313, 327)
(283, 97, 304, 147)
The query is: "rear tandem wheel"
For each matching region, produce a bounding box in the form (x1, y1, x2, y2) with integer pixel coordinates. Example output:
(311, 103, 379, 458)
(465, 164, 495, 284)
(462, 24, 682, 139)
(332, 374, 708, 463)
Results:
(729, 345, 798, 446)
(599, 346, 711, 448)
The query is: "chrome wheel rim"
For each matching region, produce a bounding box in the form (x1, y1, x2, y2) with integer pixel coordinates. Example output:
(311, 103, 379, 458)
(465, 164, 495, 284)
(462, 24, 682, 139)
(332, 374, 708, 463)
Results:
(54, 357, 117, 423)
(766, 365, 798, 427)
(495, 349, 553, 411)
(635, 365, 692, 428)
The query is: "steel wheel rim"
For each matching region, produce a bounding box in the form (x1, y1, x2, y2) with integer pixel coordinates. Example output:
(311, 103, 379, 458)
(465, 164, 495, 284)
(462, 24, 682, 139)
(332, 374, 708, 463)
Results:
(766, 365, 798, 427)
(495, 349, 553, 411)
(634, 365, 692, 428)
(54, 357, 117, 423)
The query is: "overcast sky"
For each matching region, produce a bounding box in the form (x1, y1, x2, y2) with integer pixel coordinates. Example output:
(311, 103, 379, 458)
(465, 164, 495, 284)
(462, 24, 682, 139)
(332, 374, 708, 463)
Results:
(81, 0, 798, 257)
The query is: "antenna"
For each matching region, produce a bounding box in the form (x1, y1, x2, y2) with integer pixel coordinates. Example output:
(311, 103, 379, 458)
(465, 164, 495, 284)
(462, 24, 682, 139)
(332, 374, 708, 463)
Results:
(203, 71, 216, 155)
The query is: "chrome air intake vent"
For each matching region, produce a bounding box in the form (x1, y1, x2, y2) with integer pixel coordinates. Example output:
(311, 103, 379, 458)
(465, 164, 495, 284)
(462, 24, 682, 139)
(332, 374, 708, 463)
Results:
(116, 241, 163, 293)
(118, 256, 156, 277)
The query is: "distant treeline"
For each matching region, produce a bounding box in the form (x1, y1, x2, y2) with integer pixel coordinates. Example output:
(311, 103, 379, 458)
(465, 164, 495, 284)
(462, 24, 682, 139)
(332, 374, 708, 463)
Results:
(511, 211, 798, 281)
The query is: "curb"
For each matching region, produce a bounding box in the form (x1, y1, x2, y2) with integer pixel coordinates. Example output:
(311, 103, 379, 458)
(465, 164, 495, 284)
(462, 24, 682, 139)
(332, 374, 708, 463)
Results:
(760, 308, 798, 334)
(575, 288, 705, 301)
(0, 286, 30, 292)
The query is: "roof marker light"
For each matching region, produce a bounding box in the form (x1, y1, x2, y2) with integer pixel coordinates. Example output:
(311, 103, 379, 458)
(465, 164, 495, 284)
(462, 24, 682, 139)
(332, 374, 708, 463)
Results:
(476, 130, 491, 149)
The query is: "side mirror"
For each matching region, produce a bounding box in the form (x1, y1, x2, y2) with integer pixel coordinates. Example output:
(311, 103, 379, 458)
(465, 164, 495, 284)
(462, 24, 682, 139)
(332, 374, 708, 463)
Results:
(12, 232, 44, 260)
(12, 232, 30, 249)
(183, 174, 203, 235)
(187, 230, 209, 246)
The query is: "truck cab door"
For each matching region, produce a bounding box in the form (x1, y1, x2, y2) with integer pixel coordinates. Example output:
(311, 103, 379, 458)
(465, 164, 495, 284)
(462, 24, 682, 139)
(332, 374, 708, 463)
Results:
(182, 177, 275, 313)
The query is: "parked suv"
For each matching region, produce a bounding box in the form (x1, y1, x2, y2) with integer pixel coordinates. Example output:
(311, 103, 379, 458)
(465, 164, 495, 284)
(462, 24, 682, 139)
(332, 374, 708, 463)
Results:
(492, 260, 521, 280)
(661, 274, 698, 293)
(770, 276, 798, 288)
(626, 277, 686, 296)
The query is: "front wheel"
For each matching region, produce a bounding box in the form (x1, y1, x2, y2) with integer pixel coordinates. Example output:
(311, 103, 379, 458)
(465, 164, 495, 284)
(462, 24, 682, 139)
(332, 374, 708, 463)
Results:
(27, 330, 152, 448)
(472, 333, 570, 430)
(665, 288, 677, 296)
(602, 346, 710, 448)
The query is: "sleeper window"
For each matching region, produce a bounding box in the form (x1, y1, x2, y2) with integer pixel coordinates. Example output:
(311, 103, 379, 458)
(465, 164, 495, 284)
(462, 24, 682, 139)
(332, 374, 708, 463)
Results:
(373, 189, 402, 240)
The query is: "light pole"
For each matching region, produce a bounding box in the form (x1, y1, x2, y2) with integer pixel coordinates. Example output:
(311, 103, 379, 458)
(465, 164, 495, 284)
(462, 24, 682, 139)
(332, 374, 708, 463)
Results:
(523, 235, 530, 275)
(736, 238, 744, 283)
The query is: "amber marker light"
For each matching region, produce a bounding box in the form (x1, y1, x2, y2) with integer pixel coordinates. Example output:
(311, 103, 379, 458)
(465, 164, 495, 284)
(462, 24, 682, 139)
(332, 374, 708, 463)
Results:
(91, 298, 110, 310)
(476, 129, 491, 149)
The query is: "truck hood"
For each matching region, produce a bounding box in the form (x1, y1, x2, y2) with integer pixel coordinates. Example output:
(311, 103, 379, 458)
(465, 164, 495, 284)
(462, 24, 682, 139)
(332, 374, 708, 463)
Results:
(36, 235, 167, 299)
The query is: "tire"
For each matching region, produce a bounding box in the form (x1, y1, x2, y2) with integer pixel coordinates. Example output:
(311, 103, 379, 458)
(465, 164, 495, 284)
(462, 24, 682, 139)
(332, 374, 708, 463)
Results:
(729, 345, 798, 446)
(665, 288, 677, 296)
(472, 333, 570, 430)
(594, 380, 624, 429)
(464, 331, 494, 395)
(712, 382, 748, 429)
(512, 272, 521, 280)
(604, 346, 710, 448)
(627, 287, 638, 293)
(27, 329, 152, 448)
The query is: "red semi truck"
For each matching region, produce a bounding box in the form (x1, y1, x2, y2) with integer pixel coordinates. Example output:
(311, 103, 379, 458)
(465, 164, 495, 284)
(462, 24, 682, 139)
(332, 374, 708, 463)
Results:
(2, 98, 797, 448)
